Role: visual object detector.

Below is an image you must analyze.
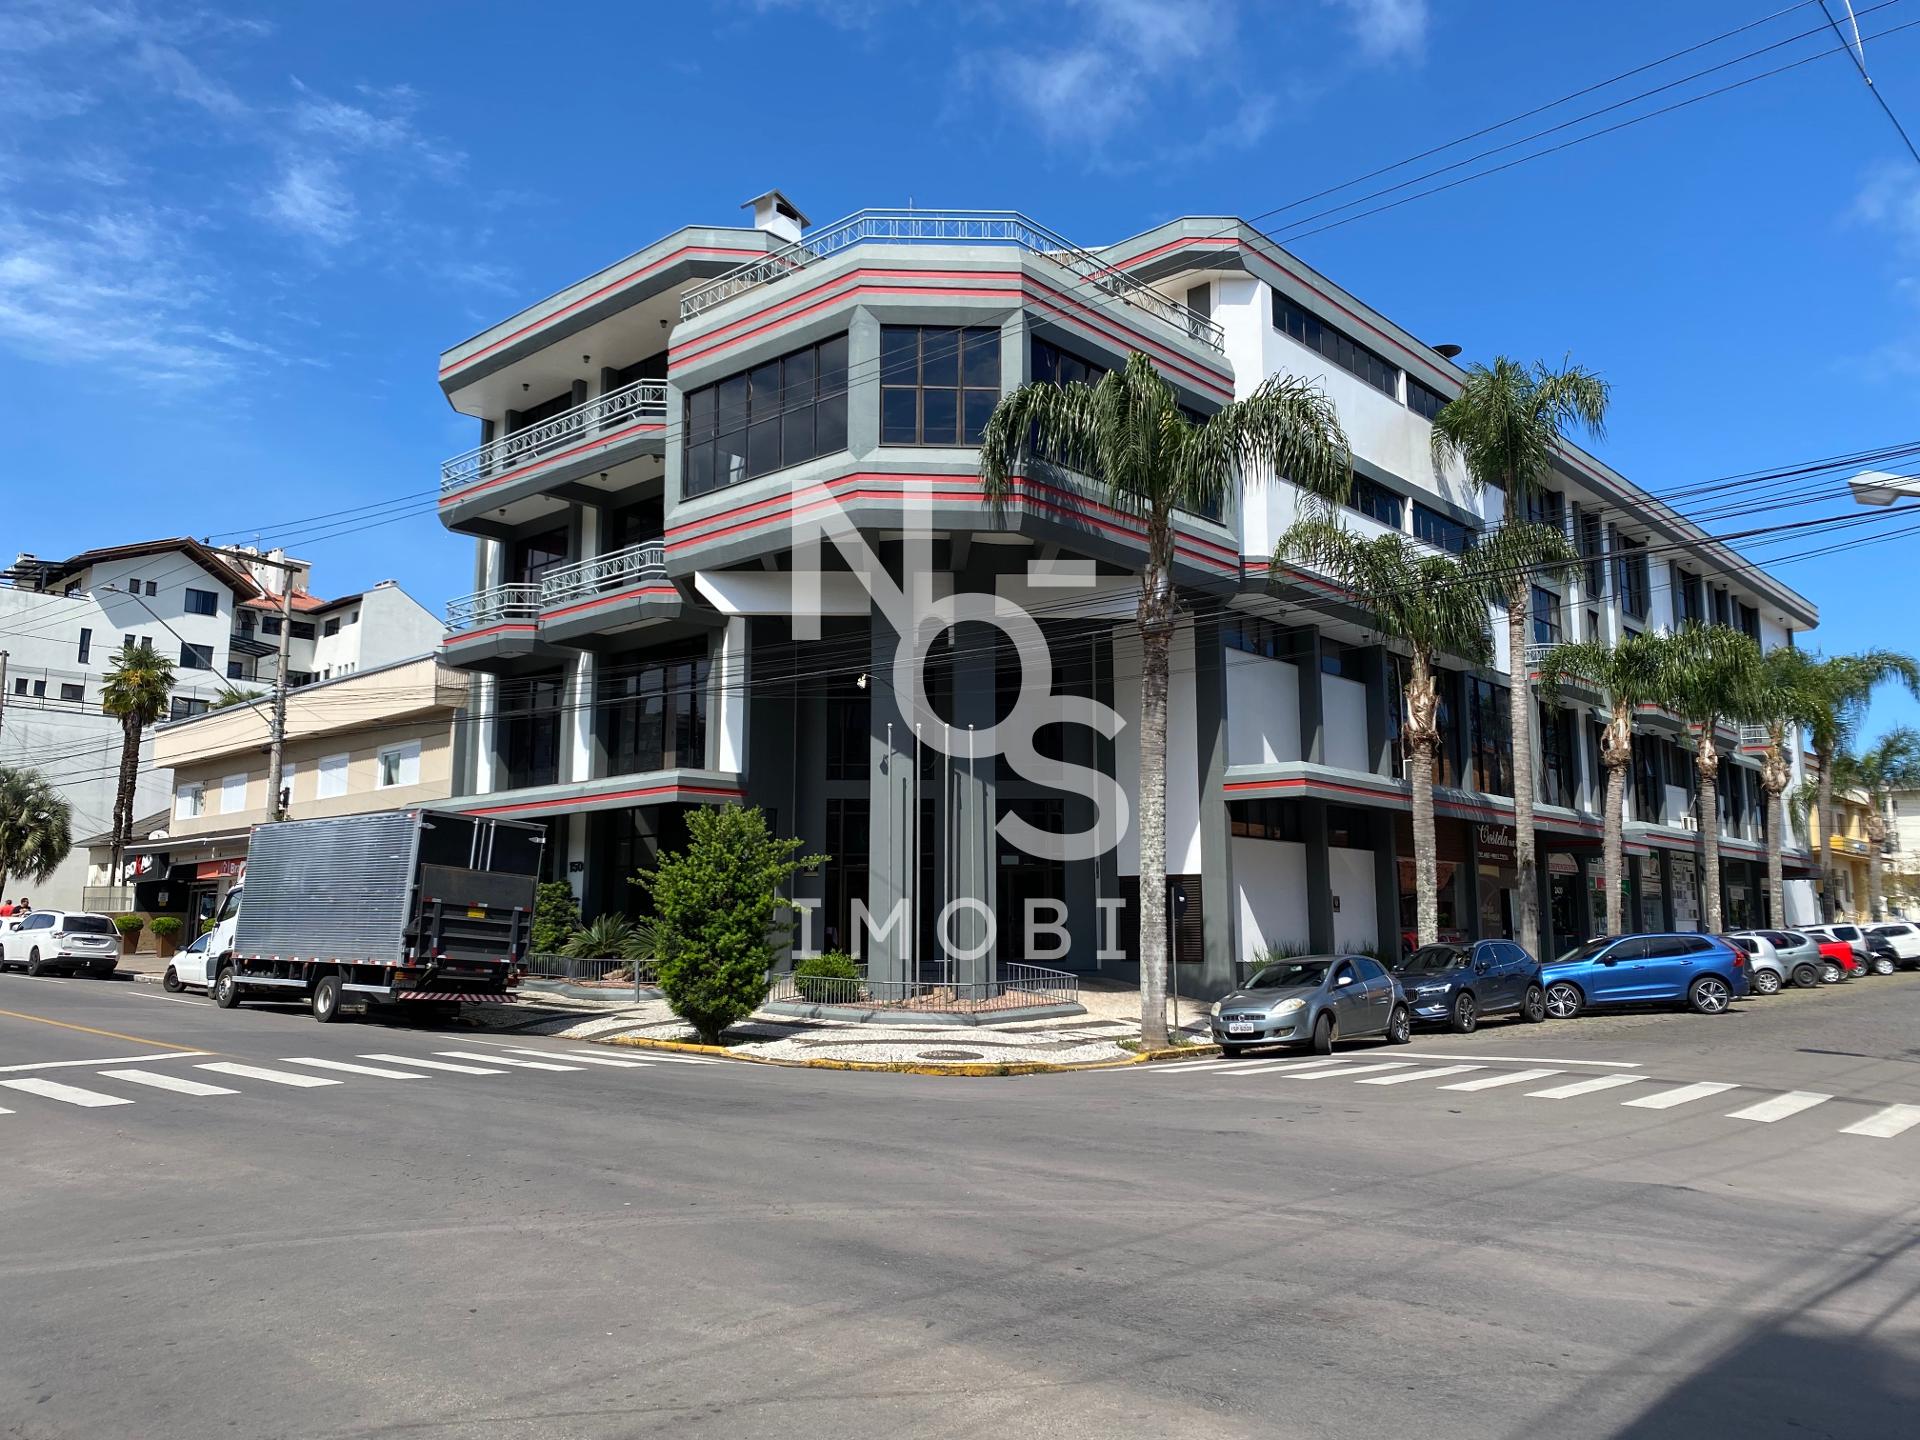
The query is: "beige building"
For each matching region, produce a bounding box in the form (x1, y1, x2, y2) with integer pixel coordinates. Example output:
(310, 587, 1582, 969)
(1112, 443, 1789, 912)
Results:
(128, 655, 471, 928)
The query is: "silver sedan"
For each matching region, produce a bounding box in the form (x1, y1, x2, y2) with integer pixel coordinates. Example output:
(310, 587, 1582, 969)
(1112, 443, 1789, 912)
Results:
(1211, 954, 1412, 1058)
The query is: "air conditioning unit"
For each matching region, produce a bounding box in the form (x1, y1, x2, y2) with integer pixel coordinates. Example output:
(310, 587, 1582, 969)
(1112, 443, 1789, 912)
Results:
(1679, 814, 1699, 832)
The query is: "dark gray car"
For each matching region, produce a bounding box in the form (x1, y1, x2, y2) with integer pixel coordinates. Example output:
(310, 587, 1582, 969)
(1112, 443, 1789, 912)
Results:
(1211, 954, 1412, 1058)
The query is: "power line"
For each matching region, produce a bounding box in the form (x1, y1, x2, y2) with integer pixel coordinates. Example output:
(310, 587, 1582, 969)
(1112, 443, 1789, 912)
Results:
(1820, 0, 1920, 163)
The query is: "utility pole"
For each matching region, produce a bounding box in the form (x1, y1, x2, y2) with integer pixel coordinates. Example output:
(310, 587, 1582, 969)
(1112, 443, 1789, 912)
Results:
(0, 649, 9, 736)
(201, 543, 300, 823)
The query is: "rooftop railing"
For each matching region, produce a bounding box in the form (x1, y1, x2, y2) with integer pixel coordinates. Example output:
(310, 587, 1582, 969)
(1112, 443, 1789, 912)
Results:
(679, 209, 1227, 352)
(444, 583, 541, 633)
(539, 542, 668, 606)
(440, 378, 668, 495)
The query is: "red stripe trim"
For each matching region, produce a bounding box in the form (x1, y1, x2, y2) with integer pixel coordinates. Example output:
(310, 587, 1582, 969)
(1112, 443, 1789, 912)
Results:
(466, 782, 744, 817)
(540, 586, 680, 621)
(671, 268, 1022, 361)
(444, 623, 537, 645)
(441, 245, 765, 378)
(439, 420, 665, 505)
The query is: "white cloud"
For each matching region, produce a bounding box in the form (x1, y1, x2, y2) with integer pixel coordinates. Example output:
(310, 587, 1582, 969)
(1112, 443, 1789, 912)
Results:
(133, 39, 247, 116)
(1324, 0, 1429, 64)
(1851, 163, 1920, 252)
(261, 154, 357, 246)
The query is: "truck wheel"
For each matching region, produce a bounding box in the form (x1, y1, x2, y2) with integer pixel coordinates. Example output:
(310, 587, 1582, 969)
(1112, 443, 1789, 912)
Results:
(312, 974, 344, 1023)
(162, 966, 183, 993)
(213, 967, 241, 1008)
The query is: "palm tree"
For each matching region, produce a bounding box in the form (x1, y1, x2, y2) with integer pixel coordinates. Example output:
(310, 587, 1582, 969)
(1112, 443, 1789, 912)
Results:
(1536, 631, 1665, 936)
(1762, 648, 1920, 920)
(1655, 624, 1763, 934)
(1742, 645, 1826, 928)
(1276, 517, 1492, 948)
(1430, 356, 1609, 960)
(0, 766, 73, 895)
(101, 639, 175, 883)
(979, 352, 1351, 1048)
(1831, 728, 1920, 921)
(212, 685, 266, 710)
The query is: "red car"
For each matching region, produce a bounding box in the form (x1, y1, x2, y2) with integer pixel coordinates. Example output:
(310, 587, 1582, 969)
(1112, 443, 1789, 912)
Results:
(1813, 938, 1858, 984)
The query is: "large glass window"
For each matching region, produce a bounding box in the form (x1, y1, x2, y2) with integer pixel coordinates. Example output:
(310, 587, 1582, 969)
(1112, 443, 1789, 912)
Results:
(499, 670, 565, 790)
(184, 587, 218, 616)
(510, 528, 569, 587)
(1530, 585, 1563, 646)
(824, 671, 871, 781)
(1614, 536, 1650, 620)
(1413, 502, 1473, 555)
(599, 647, 709, 775)
(683, 333, 849, 496)
(1578, 507, 1606, 596)
(1347, 475, 1403, 528)
(1466, 675, 1510, 796)
(1271, 291, 1399, 396)
(1407, 376, 1447, 421)
(880, 326, 1000, 446)
(1538, 701, 1576, 808)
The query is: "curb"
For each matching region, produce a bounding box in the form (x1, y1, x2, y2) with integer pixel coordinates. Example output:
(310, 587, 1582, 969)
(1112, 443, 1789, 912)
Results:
(597, 1033, 1222, 1076)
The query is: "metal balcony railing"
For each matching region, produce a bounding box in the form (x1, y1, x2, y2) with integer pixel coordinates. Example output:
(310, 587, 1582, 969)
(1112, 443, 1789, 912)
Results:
(1739, 723, 1773, 748)
(440, 379, 668, 495)
(444, 583, 541, 632)
(1524, 641, 1555, 671)
(679, 209, 1227, 352)
(539, 542, 668, 605)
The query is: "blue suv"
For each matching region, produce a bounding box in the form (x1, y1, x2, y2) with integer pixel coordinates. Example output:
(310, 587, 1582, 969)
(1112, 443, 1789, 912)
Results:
(1540, 933, 1749, 1018)
(1389, 940, 1547, 1032)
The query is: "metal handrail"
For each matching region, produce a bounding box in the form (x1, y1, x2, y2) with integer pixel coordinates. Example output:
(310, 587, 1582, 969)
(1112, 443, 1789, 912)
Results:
(1738, 723, 1773, 747)
(440, 379, 668, 494)
(540, 542, 668, 605)
(679, 209, 1227, 352)
(445, 583, 541, 632)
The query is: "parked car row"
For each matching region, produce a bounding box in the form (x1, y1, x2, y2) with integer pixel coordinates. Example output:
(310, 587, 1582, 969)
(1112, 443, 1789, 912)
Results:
(1211, 921, 1920, 1055)
(0, 910, 121, 977)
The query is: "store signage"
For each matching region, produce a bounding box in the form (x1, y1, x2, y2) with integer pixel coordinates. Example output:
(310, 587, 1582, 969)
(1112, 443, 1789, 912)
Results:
(195, 859, 243, 880)
(1476, 824, 1517, 866)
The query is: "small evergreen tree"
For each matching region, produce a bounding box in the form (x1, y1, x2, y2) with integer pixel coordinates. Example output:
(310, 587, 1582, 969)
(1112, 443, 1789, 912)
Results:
(637, 805, 824, 1045)
(529, 880, 582, 955)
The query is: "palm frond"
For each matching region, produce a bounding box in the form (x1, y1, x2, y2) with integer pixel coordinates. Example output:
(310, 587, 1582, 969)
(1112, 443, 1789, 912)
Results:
(1429, 355, 1609, 507)
(1275, 513, 1490, 665)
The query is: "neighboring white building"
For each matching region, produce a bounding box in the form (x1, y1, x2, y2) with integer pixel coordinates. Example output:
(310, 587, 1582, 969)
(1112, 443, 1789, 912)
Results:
(0, 538, 440, 910)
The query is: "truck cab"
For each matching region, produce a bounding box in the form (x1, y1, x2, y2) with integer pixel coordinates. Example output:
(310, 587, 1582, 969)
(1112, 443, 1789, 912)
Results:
(181, 884, 243, 988)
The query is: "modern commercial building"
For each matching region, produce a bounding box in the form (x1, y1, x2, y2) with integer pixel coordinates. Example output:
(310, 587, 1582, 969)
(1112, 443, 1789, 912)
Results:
(137, 654, 471, 927)
(0, 538, 439, 911)
(433, 196, 1820, 995)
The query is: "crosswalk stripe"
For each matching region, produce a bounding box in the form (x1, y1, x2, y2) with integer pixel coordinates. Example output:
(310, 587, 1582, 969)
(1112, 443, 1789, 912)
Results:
(504, 1049, 649, 1069)
(1528, 1074, 1643, 1100)
(197, 1062, 339, 1089)
(619, 1052, 721, 1066)
(1214, 1057, 1348, 1074)
(1440, 1068, 1562, 1092)
(1840, 1104, 1920, 1139)
(284, 1058, 426, 1080)
(435, 1051, 581, 1072)
(1357, 1065, 1484, 1086)
(0, 1106, 11, 1114)
(1727, 1091, 1832, 1123)
(1281, 1061, 1413, 1080)
(97, 1069, 237, 1097)
(362, 1054, 506, 1075)
(1623, 1081, 1739, 1110)
(1136, 1059, 1242, 1074)
(0, 1077, 134, 1108)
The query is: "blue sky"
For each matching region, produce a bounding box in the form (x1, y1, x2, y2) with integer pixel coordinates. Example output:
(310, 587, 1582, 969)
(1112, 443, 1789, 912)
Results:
(6, 0, 1920, 735)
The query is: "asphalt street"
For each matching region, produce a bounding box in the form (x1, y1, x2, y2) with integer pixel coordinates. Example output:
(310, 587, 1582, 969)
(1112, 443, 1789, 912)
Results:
(2, 969, 1918, 1440)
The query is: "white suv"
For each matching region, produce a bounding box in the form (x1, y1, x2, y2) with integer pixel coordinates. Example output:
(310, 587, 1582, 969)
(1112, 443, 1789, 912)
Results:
(1867, 922, 1920, 969)
(0, 911, 122, 977)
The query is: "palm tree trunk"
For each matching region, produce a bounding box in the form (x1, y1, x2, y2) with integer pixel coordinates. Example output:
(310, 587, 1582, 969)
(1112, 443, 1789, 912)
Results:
(1762, 728, 1789, 928)
(1696, 733, 1722, 933)
(1407, 651, 1440, 948)
(1135, 544, 1175, 1051)
(1604, 764, 1626, 936)
(1816, 743, 1837, 923)
(1506, 587, 1540, 955)
(1867, 811, 1886, 921)
(111, 714, 142, 885)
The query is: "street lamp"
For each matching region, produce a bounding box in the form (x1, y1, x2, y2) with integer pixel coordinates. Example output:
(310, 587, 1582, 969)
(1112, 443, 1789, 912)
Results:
(1846, 470, 1920, 506)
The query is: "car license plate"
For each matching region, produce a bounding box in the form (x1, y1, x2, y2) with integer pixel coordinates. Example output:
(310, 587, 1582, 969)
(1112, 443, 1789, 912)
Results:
(1227, 1022, 1255, 1034)
(467, 908, 486, 919)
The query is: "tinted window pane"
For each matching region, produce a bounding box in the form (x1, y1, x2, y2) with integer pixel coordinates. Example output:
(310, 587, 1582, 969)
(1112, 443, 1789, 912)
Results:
(686, 441, 714, 496)
(961, 328, 999, 388)
(747, 418, 781, 478)
(715, 428, 748, 488)
(880, 327, 918, 384)
(922, 388, 959, 444)
(881, 387, 918, 444)
(816, 391, 849, 452)
(782, 348, 816, 406)
(749, 361, 781, 410)
(963, 388, 996, 444)
(781, 406, 815, 466)
(715, 374, 749, 431)
(921, 327, 959, 386)
(687, 386, 715, 437)
(682, 334, 851, 492)
(818, 335, 849, 393)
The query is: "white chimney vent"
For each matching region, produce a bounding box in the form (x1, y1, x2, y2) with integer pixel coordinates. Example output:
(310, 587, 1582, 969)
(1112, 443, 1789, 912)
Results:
(741, 189, 809, 245)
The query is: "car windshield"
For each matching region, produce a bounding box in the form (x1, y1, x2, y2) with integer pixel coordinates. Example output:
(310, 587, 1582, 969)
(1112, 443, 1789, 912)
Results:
(184, 934, 208, 951)
(1552, 937, 1617, 965)
(1393, 945, 1467, 973)
(62, 915, 116, 935)
(1245, 961, 1332, 990)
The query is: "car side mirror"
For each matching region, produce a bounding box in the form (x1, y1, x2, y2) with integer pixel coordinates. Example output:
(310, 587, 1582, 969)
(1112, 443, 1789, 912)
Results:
(1474, 960, 1490, 974)
(1336, 974, 1354, 987)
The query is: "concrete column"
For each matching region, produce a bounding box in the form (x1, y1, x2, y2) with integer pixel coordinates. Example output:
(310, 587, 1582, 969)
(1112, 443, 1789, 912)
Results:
(565, 813, 589, 908)
(711, 618, 749, 775)
(1455, 842, 1479, 940)
(1295, 628, 1324, 766)
(1374, 831, 1400, 960)
(1193, 619, 1237, 993)
(1658, 848, 1677, 931)
(1304, 798, 1334, 951)
(567, 653, 594, 783)
(570, 378, 589, 408)
(865, 606, 915, 986)
(947, 616, 998, 989)
(1363, 645, 1393, 776)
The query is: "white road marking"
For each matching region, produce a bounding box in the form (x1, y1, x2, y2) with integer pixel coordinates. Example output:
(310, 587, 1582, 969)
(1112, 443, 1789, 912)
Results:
(0, 1077, 133, 1108)
(0, 1052, 209, 1074)
(1623, 1081, 1740, 1111)
(603, 1052, 720, 1066)
(97, 1069, 237, 1097)
(1528, 1074, 1643, 1100)
(283, 1058, 425, 1079)
(1397, 1052, 1644, 1068)
(1840, 1104, 1920, 1139)
(362, 1054, 506, 1074)
(1440, 1068, 1563, 1091)
(1212, 1057, 1350, 1074)
(128, 991, 211, 1006)
(197, 1062, 340, 1089)
(1357, 1065, 1484, 1086)
(435, 1050, 580, 1072)
(1132, 1059, 1242, 1074)
(1281, 1061, 1415, 1080)
(504, 1049, 649, 1069)
(0, 1106, 11, 1114)
(15, 975, 67, 984)
(1726, 1091, 1832, 1123)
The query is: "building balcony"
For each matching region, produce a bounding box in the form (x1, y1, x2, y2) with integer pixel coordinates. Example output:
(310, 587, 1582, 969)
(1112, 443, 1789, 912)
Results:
(536, 541, 682, 647)
(676, 209, 1227, 352)
(438, 378, 668, 529)
(442, 583, 562, 670)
